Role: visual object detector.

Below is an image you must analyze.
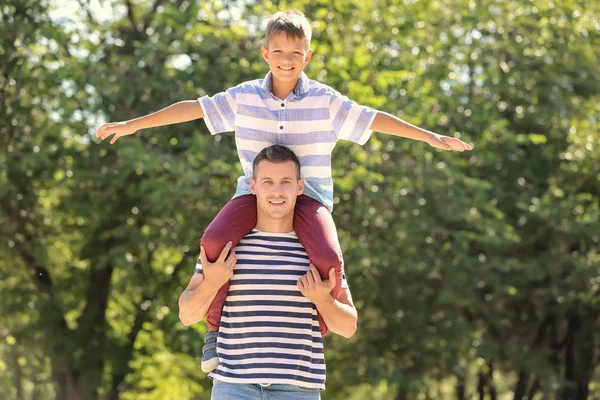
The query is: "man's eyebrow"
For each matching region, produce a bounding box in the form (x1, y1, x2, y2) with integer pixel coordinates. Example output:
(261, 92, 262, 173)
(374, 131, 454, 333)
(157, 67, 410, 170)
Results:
(260, 176, 294, 180)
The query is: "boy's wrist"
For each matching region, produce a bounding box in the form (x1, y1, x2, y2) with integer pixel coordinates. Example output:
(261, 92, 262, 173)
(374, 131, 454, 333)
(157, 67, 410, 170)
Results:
(126, 119, 142, 132)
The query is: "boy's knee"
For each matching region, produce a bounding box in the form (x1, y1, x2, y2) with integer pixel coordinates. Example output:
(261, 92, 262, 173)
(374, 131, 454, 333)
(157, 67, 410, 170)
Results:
(311, 247, 343, 273)
(200, 230, 230, 261)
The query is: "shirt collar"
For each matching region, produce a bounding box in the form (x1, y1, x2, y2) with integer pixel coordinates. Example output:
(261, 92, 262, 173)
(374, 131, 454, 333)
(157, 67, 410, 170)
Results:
(261, 71, 310, 99)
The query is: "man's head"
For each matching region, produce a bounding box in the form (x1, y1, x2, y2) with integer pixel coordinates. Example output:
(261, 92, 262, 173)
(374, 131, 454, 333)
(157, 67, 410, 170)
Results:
(262, 10, 313, 85)
(251, 145, 304, 229)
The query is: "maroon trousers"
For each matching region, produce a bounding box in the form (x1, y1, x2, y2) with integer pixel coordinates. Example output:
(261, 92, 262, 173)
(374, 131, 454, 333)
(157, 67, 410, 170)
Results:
(201, 194, 343, 336)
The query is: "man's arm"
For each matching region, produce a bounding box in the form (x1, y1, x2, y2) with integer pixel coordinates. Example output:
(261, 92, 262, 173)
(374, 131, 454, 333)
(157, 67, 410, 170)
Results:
(178, 273, 220, 326)
(178, 242, 236, 326)
(298, 266, 358, 338)
(370, 111, 473, 152)
(96, 100, 204, 144)
(314, 286, 357, 339)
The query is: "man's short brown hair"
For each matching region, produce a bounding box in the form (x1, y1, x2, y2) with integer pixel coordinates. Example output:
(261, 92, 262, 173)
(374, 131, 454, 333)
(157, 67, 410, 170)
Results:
(252, 145, 301, 180)
(266, 10, 312, 48)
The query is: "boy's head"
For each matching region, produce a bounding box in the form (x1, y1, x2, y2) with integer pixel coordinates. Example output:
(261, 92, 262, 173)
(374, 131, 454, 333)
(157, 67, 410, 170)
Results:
(262, 10, 313, 87)
(251, 145, 304, 224)
(265, 10, 312, 49)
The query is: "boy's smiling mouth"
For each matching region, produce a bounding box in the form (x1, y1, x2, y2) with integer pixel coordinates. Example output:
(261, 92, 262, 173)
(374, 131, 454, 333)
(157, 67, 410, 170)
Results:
(278, 66, 294, 71)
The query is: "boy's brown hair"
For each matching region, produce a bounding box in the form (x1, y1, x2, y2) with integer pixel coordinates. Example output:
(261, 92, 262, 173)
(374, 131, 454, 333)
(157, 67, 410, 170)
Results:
(265, 10, 312, 48)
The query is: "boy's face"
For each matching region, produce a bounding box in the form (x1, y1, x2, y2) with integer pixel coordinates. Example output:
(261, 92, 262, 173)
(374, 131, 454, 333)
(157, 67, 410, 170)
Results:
(250, 160, 304, 222)
(261, 32, 312, 85)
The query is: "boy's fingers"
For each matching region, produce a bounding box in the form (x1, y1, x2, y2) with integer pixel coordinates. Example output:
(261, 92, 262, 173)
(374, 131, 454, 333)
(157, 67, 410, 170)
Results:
(110, 134, 119, 144)
(218, 241, 233, 263)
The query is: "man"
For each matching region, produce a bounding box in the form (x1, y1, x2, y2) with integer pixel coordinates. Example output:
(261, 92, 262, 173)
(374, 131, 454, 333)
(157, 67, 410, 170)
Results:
(178, 145, 358, 399)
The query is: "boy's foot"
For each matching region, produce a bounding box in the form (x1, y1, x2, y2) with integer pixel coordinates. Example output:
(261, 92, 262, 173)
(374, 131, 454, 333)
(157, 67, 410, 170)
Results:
(201, 331, 220, 373)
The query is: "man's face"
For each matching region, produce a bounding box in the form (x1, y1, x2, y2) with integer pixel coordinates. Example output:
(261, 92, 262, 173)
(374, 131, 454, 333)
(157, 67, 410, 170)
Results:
(261, 32, 312, 85)
(250, 160, 304, 222)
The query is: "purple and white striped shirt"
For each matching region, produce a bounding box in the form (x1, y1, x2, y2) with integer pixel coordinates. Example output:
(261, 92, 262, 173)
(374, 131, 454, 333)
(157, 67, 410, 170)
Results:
(198, 72, 377, 211)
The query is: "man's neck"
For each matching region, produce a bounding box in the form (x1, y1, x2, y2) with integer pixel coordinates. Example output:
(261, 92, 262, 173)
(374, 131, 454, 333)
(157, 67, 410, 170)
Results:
(255, 216, 294, 233)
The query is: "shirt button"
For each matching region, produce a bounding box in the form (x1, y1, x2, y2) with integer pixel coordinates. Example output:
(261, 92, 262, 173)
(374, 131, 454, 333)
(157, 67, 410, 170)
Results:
(281, 103, 285, 107)
(279, 125, 284, 130)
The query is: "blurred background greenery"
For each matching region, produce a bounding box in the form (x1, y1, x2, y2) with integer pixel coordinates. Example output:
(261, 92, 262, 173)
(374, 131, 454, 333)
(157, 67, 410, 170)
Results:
(1, 0, 599, 399)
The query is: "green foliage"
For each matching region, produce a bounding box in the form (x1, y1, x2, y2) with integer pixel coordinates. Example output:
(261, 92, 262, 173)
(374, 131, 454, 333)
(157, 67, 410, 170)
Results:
(1, 0, 599, 399)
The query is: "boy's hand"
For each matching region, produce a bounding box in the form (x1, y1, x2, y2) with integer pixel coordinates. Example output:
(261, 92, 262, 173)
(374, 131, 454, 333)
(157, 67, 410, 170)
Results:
(96, 121, 137, 144)
(427, 133, 473, 152)
(297, 265, 336, 305)
(200, 242, 236, 290)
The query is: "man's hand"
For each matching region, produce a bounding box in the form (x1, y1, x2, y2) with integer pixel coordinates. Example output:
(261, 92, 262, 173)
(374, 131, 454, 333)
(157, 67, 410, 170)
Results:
(297, 265, 335, 305)
(96, 121, 138, 144)
(427, 132, 473, 152)
(200, 241, 236, 290)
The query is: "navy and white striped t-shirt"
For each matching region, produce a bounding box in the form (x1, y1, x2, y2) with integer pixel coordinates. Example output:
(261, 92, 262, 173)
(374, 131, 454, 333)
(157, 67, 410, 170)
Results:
(195, 230, 348, 390)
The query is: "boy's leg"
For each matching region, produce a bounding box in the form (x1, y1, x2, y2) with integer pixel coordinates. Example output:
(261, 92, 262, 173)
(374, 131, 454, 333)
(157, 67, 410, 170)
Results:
(200, 194, 256, 373)
(201, 194, 257, 330)
(293, 195, 344, 336)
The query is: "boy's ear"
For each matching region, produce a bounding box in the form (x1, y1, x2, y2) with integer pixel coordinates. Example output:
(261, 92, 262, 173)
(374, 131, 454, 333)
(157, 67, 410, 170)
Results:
(297, 178, 305, 195)
(304, 49, 313, 66)
(250, 178, 257, 194)
(261, 46, 269, 63)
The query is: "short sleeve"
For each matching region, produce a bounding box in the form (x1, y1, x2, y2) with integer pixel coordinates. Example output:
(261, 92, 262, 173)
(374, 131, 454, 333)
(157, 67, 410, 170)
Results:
(340, 262, 349, 289)
(198, 86, 238, 135)
(329, 94, 377, 145)
(194, 256, 203, 275)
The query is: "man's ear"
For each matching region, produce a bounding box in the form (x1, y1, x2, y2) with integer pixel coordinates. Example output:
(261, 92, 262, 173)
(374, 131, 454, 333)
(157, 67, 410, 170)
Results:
(250, 178, 257, 194)
(261, 46, 269, 63)
(297, 178, 304, 195)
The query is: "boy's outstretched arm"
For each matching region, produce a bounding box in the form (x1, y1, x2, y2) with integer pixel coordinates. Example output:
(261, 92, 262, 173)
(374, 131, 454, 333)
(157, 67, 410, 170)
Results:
(96, 100, 204, 144)
(370, 111, 473, 151)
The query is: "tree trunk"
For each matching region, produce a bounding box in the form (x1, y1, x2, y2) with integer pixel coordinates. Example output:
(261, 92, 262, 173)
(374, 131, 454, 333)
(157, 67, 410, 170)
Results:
(77, 265, 115, 400)
(51, 366, 82, 400)
(456, 372, 466, 400)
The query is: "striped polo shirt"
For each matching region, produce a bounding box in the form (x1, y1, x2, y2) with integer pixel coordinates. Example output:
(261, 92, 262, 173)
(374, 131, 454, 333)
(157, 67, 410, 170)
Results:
(195, 230, 348, 390)
(198, 72, 377, 211)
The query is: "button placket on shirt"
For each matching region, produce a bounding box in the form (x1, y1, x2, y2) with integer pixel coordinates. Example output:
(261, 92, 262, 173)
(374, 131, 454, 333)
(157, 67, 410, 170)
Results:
(278, 101, 286, 134)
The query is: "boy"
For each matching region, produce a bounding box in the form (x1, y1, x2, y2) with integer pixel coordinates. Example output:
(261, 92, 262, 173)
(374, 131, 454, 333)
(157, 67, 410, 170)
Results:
(96, 10, 472, 373)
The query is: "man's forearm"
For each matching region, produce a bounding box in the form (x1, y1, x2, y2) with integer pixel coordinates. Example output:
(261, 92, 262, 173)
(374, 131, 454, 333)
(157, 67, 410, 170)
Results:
(129, 100, 204, 132)
(178, 278, 220, 326)
(370, 111, 434, 142)
(314, 296, 358, 338)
